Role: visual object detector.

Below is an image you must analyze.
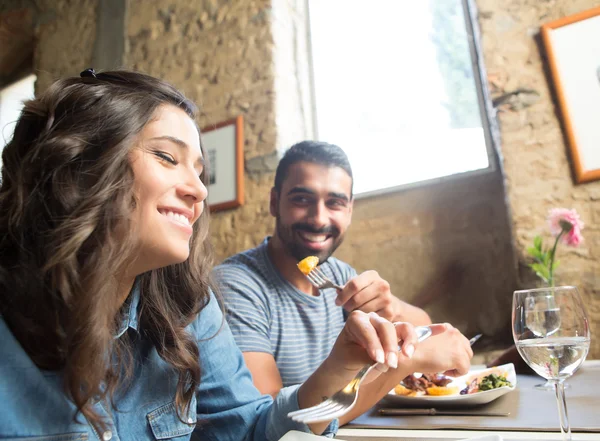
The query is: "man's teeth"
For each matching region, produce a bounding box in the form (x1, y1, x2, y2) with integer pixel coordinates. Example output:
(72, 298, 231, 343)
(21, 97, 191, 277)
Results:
(299, 232, 328, 242)
(161, 210, 190, 225)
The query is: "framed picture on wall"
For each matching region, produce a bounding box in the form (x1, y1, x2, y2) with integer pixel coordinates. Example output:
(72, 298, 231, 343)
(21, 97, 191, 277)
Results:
(201, 116, 244, 212)
(541, 7, 600, 183)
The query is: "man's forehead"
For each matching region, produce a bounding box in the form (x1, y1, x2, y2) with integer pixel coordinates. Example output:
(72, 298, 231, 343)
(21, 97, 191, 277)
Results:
(282, 162, 352, 196)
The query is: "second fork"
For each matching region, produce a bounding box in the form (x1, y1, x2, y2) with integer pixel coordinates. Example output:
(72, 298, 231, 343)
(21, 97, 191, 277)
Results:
(287, 325, 433, 424)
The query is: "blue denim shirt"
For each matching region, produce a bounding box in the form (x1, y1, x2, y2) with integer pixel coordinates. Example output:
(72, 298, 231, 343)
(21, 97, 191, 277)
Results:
(0, 288, 337, 440)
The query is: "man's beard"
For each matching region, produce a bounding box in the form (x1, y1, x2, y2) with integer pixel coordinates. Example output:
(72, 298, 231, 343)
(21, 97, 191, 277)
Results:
(275, 215, 344, 264)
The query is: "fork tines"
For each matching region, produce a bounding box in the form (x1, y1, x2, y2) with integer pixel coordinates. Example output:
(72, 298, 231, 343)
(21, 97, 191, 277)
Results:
(306, 267, 327, 287)
(305, 266, 342, 290)
(288, 401, 348, 423)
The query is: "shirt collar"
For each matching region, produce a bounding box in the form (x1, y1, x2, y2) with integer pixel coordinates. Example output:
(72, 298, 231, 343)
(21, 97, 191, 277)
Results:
(114, 280, 140, 338)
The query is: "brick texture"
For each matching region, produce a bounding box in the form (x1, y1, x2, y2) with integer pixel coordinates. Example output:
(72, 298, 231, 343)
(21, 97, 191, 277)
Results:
(476, 0, 600, 357)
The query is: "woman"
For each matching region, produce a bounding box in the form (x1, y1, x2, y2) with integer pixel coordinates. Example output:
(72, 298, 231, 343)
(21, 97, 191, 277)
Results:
(0, 69, 472, 440)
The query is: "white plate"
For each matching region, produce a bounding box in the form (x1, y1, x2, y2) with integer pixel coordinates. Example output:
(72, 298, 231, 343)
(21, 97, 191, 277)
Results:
(383, 363, 516, 408)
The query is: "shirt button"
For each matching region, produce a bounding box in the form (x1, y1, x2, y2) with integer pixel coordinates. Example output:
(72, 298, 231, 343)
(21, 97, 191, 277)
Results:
(188, 417, 195, 424)
(102, 431, 112, 441)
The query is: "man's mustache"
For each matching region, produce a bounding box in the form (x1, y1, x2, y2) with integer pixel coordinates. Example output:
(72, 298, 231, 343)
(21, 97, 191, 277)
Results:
(292, 223, 339, 236)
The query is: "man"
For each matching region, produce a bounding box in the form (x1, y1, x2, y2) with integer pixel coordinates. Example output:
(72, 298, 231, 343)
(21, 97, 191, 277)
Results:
(214, 141, 458, 401)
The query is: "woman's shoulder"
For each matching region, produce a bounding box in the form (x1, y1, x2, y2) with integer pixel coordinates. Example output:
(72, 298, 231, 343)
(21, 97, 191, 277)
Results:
(0, 317, 31, 369)
(187, 289, 226, 341)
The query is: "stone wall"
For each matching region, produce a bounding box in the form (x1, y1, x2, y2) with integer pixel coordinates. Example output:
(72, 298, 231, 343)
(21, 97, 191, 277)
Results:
(18, 0, 600, 357)
(121, 0, 519, 347)
(476, 0, 600, 357)
(33, 0, 98, 92)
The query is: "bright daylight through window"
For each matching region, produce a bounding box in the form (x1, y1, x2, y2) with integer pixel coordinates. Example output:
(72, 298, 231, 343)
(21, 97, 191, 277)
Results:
(0, 74, 36, 168)
(308, 1, 490, 196)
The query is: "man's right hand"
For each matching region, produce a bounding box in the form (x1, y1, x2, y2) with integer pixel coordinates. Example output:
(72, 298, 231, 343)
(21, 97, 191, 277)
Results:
(407, 323, 472, 377)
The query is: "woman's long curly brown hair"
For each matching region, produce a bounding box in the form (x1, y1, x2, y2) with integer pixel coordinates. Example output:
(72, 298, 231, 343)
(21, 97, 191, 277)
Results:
(0, 70, 214, 431)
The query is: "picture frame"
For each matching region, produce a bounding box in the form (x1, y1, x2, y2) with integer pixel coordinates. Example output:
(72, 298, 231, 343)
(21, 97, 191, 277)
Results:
(201, 116, 245, 212)
(541, 7, 600, 183)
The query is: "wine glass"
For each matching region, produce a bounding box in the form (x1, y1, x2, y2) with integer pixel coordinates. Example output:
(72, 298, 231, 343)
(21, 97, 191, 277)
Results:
(525, 293, 569, 391)
(512, 286, 590, 441)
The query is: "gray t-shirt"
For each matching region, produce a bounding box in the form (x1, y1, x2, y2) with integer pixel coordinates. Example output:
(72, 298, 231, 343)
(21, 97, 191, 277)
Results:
(213, 237, 356, 387)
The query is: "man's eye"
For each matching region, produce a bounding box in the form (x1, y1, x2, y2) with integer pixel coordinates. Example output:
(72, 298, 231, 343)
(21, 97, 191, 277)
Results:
(154, 151, 177, 165)
(328, 199, 346, 207)
(292, 196, 310, 203)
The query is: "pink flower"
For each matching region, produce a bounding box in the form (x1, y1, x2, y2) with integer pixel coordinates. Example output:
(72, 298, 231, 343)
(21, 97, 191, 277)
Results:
(547, 208, 584, 247)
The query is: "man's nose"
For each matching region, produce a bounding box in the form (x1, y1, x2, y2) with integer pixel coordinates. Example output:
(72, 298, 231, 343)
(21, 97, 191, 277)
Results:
(307, 201, 329, 228)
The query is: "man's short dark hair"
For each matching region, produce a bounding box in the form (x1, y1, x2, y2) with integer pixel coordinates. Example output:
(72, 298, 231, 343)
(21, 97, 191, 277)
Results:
(274, 141, 353, 196)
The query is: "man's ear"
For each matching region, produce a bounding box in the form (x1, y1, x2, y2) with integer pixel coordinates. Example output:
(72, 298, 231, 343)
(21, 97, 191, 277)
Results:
(269, 187, 278, 217)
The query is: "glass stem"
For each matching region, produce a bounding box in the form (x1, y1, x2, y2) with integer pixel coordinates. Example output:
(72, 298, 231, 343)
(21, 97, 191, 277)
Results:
(554, 380, 572, 440)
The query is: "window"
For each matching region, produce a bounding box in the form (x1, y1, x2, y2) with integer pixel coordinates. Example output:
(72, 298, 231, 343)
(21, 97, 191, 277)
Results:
(0, 74, 36, 159)
(308, 0, 493, 196)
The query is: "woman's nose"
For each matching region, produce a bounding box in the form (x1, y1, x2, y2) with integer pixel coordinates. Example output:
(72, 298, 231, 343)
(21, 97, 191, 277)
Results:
(178, 172, 208, 203)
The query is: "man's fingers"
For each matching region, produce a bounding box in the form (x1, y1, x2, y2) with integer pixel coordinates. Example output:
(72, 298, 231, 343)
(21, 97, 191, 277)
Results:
(346, 294, 387, 315)
(335, 271, 378, 307)
(428, 323, 451, 336)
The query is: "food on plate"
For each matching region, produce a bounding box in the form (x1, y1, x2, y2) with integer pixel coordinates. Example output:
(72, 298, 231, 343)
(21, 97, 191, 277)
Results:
(460, 370, 513, 395)
(426, 385, 460, 396)
(297, 256, 319, 275)
(463, 366, 508, 385)
(394, 384, 413, 395)
(394, 373, 458, 397)
(461, 378, 479, 395)
(394, 367, 514, 397)
(479, 373, 513, 391)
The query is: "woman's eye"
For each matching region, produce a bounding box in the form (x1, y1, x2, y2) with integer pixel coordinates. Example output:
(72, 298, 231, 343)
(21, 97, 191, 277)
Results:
(154, 151, 177, 165)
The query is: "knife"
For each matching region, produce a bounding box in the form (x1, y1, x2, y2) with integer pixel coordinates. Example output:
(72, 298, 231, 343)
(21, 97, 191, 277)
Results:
(378, 408, 509, 417)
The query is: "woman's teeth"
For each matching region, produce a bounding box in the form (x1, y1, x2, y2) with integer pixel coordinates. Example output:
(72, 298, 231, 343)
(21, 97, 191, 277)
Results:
(160, 210, 190, 226)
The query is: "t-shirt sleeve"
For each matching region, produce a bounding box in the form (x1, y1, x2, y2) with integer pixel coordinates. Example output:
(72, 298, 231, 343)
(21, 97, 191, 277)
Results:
(212, 263, 273, 355)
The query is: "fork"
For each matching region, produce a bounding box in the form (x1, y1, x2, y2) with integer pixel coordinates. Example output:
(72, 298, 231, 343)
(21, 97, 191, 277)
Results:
(469, 333, 483, 346)
(287, 325, 433, 424)
(304, 265, 343, 290)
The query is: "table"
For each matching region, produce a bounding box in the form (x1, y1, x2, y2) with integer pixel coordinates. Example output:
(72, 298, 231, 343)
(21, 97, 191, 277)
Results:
(337, 360, 600, 440)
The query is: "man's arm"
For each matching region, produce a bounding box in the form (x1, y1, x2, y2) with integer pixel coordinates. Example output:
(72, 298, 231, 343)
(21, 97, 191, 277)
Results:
(336, 270, 432, 325)
(389, 297, 432, 325)
(242, 352, 284, 397)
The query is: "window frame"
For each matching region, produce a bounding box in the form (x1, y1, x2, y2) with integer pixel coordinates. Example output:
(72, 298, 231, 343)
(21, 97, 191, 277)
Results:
(306, 0, 501, 199)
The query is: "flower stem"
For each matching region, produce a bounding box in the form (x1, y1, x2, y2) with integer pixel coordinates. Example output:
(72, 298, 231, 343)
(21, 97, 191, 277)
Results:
(548, 230, 564, 287)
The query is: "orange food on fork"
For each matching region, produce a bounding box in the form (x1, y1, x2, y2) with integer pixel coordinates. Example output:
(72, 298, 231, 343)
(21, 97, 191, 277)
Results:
(297, 256, 319, 275)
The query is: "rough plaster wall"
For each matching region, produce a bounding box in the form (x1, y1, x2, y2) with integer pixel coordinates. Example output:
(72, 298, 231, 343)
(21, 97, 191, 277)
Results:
(124, 0, 279, 260)
(26, 0, 598, 355)
(121, 0, 518, 344)
(33, 0, 97, 91)
(476, 0, 600, 357)
(335, 171, 517, 341)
